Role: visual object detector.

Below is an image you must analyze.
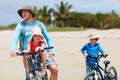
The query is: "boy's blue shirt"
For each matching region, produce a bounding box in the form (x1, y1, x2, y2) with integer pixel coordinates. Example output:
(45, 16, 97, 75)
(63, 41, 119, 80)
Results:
(10, 20, 55, 55)
(81, 42, 105, 64)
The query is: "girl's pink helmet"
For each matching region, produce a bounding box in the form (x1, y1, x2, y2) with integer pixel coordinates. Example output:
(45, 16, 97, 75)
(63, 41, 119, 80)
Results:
(31, 27, 44, 40)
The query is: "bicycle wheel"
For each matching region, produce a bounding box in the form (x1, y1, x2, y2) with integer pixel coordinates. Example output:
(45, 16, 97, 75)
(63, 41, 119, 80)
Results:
(107, 66, 117, 80)
(84, 72, 100, 80)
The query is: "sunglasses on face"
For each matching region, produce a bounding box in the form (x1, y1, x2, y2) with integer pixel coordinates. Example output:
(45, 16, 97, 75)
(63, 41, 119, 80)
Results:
(94, 38, 99, 41)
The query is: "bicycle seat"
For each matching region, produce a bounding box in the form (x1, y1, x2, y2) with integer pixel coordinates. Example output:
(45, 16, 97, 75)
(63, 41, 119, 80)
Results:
(104, 60, 110, 65)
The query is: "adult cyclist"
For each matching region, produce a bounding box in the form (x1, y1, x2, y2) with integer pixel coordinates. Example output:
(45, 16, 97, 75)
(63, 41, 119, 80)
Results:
(10, 5, 58, 80)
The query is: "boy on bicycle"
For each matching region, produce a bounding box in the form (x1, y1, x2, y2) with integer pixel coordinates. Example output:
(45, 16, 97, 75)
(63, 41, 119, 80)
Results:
(23, 27, 46, 77)
(81, 33, 107, 74)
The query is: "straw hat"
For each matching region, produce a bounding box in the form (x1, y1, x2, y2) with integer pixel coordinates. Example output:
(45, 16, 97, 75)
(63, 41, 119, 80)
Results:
(89, 33, 99, 40)
(18, 5, 35, 18)
(31, 27, 44, 40)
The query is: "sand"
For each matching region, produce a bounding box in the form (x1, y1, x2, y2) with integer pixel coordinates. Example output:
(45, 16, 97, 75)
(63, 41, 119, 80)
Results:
(0, 29, 120, 80)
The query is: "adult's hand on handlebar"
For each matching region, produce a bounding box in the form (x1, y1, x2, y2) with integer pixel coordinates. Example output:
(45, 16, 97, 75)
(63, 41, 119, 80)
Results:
(11, 52, 17, 57)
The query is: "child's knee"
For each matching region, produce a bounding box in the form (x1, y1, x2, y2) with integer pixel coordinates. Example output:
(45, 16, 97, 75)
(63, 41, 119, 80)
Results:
(23, 56, 29, 61)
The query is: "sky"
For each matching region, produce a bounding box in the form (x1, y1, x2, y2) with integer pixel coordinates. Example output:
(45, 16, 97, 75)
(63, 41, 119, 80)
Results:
(0, 0, 120, 26)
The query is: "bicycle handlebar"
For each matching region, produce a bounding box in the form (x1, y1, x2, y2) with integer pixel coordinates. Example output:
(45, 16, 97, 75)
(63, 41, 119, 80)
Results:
(17, 47, 54, 56)
(86, 54, 108, 64)
(87, 54, 108, 59)
(40, 47, 53, 52)
(16, 51, 25, 56)
(99, 54, 108, 58)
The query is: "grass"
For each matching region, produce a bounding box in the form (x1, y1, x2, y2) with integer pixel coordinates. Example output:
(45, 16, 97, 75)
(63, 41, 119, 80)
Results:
(0, 26, 9, 30)
(47, 27, 83, 32)
(0, 26, 84, 32)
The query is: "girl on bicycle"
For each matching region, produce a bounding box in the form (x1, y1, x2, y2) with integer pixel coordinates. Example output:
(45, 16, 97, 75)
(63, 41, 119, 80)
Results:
(81, 33, 107, 74)
(23, 27, 46, 76)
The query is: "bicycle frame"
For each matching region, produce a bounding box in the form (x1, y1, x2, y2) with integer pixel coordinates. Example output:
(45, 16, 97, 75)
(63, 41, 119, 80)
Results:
(87, 55, 110, 80)
(17, 47, 53, 80)
(96, 64, 107, 80)
(17, 51, 45, 80)
(28, 52, 42, 75)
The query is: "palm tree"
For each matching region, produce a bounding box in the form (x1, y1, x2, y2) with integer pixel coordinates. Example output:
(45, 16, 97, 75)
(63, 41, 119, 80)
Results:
(34, 6, 55, 26)
(34, 6, 42, 20)
(55, 1, 73, 27)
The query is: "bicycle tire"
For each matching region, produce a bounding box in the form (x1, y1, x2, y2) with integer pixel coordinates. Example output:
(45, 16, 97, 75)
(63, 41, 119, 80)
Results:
(107, 66, 117, 80)
(84, 71, 100, 80)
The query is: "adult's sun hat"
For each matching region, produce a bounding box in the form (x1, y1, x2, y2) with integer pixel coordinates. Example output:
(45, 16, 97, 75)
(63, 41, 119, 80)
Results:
(89, 33, 99, 40)
(31, 27, 44, 41)
(18, 5, 35, 18)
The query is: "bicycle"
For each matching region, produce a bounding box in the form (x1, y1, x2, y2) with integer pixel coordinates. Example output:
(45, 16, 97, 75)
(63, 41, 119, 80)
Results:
(84, 54, 117, 80)
(17, 47, 53, 80)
